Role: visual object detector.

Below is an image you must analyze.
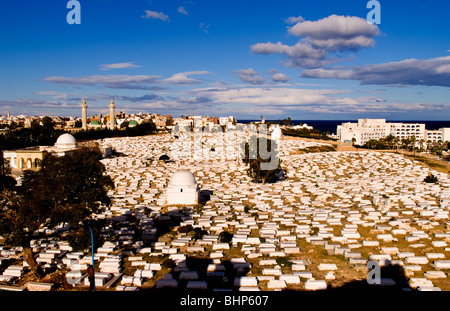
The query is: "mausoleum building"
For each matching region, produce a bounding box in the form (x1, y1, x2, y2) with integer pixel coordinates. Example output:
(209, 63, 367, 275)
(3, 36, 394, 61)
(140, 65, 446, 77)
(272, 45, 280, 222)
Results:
(164, 169, 200, 205)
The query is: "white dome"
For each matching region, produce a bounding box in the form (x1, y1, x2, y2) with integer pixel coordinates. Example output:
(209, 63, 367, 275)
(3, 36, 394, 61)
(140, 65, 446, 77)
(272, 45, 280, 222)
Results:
(55, 133, 77, 149)
(271, 126, 283, 140)
(169, 169, 197, 186)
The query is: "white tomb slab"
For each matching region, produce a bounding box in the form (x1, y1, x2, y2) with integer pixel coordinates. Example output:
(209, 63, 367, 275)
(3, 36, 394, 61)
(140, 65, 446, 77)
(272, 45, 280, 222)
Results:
(304, 280, 327, 290)
(267, 280, 287, 290)
(318, 263, 337, 271)
(433, 260, 450, 269)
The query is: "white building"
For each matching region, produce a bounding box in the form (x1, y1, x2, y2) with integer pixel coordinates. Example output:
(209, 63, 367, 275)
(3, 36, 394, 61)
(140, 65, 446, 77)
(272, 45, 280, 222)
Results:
(173, 118, 193, 131)
(426, 128, 450, 143)
(443, 128, 450, 142)
(270, 125, 284, 141)
(219, 116, 236, 126)
(3, 133, 80, 171)
(164, 170, 200, 206)
(337, 119, 430, 146)
(337, 119, 390, 145)
(426, 130, 443, 143)
(389, 122, 426, 141)
(291, 123, 313, 130)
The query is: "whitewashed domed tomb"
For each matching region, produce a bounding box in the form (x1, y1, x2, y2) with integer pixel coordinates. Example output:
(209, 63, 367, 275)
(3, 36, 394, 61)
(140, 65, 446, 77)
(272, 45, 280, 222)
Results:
(165, 169, 199, 205)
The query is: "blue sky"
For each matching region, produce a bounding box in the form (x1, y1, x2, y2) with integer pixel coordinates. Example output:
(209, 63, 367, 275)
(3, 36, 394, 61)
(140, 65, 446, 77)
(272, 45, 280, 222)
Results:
(1, 0, 450, 120)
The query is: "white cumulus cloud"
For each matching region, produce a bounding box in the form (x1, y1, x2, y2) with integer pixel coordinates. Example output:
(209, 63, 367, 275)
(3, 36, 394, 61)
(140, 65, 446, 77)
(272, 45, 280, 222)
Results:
(233, 68, 265, 85)
(288, 15, 380, 50)
(142, 10, 169, 22)
(301, 56, 450, 87)
(271, 73, 291, 83)
(252, 14, 380, 69)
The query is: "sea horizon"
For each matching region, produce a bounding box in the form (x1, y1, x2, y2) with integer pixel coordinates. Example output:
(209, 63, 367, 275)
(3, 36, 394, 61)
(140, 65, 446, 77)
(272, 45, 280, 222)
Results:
(237, 120, 450, 134)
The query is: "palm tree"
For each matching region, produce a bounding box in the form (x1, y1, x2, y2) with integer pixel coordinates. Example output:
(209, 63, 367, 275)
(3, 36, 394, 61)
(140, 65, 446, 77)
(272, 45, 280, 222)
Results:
(419, 139, 425, 151)
(401, 138, 409, 150)
(436, 140, 444, 157)
(385, 134, 395, 150)
(410, 135, 417, 153)
(393, 136, 400, 150)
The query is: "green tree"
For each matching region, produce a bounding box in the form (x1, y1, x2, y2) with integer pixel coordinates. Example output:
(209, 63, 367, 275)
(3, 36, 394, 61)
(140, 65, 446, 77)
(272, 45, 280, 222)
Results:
(0, 148, 114, 278)
(0, 150, 16, 192)
(384, 134, 396, 150)
(120, 120, 130, 129)
(219, 231, 233, 243)
(41, 116, 54, 131)
(159, 154, 170, 161)
(243, 136, 283, 184)
(410, 135, 417, 153)
(424, 173, 439, 184)
(281, 117, 292, 126)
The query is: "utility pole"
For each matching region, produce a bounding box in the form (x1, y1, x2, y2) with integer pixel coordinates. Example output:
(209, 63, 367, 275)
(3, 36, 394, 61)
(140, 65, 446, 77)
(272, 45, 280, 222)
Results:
(87, 225, 95, 291)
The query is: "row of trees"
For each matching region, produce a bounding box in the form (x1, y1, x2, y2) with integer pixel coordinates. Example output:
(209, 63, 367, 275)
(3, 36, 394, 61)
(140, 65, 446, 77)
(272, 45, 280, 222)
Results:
(361, 134, 449, 156)
(282, 127, 336, 141)
(74, 120, 157, 141)
(0, 117, 64, 151)
(0, 119, 157, 151)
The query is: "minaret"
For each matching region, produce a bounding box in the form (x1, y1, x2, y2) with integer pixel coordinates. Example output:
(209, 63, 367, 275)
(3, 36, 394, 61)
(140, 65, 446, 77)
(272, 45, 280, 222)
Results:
(109, 100, 116, 129)
(81, 99, 88, 130)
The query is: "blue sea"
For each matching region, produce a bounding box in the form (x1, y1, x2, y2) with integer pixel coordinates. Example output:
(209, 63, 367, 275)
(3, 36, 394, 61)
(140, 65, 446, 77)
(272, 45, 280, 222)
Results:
(238, 120, 450, 135)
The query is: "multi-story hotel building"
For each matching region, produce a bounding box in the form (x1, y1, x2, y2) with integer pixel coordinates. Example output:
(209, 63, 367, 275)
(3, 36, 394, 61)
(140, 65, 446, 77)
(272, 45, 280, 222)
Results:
(337, 119, 449, 146)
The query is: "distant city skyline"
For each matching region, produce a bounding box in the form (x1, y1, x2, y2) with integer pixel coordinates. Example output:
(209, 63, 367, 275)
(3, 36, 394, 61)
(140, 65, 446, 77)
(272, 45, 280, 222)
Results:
(1, 0, 450, 120)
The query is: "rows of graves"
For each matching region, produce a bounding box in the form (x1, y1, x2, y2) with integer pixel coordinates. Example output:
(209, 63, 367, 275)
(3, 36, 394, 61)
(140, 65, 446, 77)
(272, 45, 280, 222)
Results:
(0, 133, 449, 291)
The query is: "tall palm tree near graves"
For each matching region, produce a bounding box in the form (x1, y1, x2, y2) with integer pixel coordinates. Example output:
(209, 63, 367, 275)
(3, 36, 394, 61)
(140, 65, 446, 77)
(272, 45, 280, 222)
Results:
(410, 135, 417, 153)
(384, 134, 399, 150)
(0, 148, 114, 278)
(419, 139, 425, 151)
(401, 138, 411, 150)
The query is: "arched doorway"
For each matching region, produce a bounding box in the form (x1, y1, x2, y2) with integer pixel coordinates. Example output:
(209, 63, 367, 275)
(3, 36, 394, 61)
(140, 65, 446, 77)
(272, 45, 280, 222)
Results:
(18, 158, 25, 169)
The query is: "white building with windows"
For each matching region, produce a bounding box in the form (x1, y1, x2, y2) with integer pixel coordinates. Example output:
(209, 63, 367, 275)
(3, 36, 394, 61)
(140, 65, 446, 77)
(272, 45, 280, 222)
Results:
(389, 122, 426, 141)
(173, 118, 193, 131)
(443, 128, 450, 142)
(337, 119, 390, 145)
(337, 119, 426, 146)
(337, 119, 450, 147)
(426, 128, 450, 144)
(426, 130, 443, 143)
(219, 116, 236, 126)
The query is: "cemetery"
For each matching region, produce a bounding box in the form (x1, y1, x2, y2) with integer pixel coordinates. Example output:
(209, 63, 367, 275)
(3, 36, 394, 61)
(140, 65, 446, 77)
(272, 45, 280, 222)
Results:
(0, 132, 449, 291)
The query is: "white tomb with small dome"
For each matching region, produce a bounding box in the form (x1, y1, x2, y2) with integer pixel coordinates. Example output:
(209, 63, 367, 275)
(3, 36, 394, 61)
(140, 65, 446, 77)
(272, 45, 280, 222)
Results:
(164, 169, 200, 205)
